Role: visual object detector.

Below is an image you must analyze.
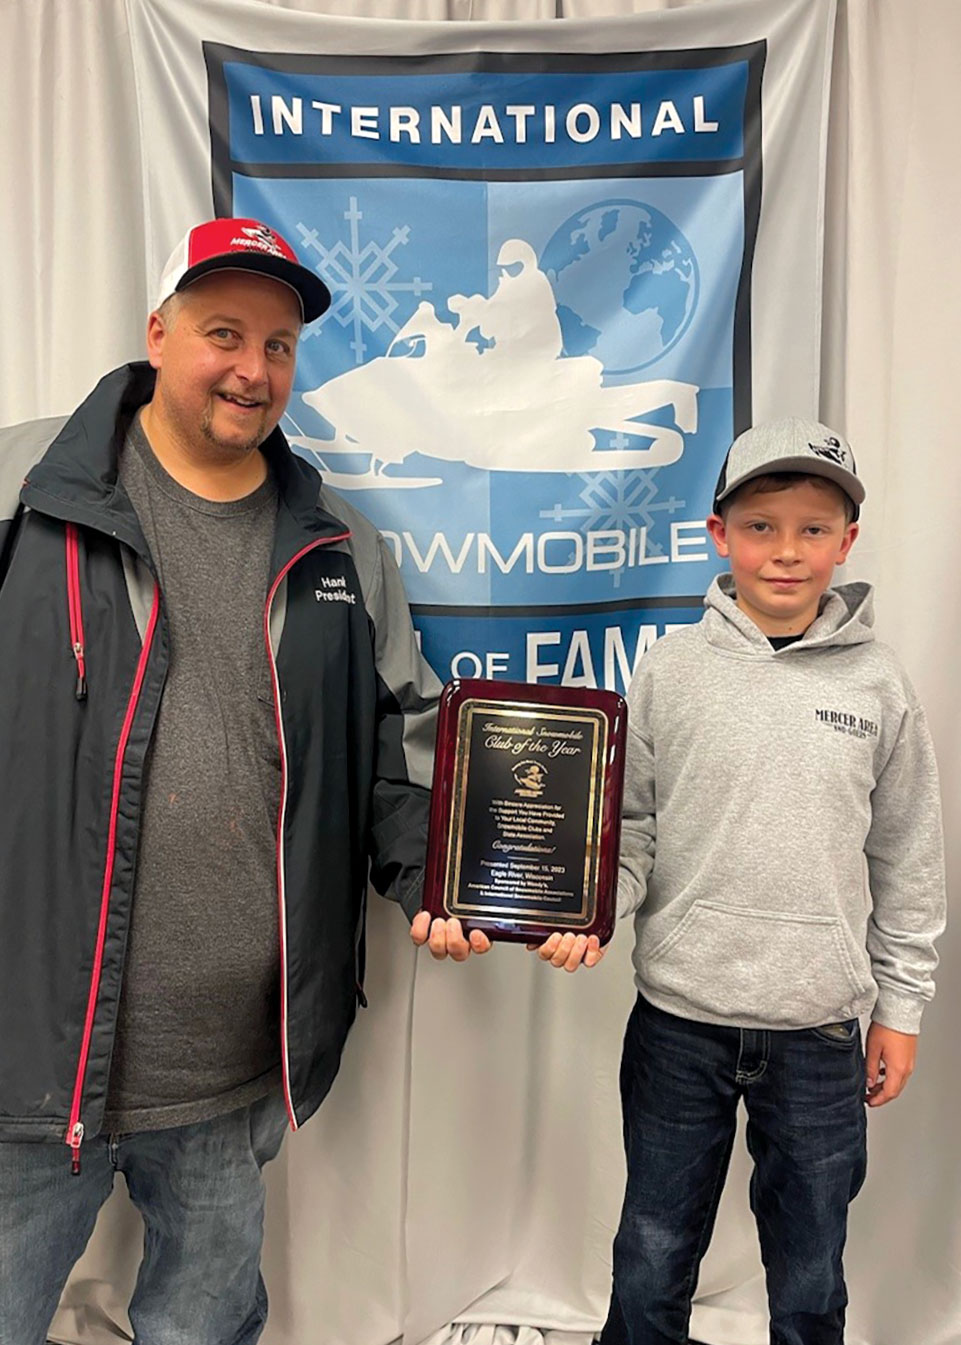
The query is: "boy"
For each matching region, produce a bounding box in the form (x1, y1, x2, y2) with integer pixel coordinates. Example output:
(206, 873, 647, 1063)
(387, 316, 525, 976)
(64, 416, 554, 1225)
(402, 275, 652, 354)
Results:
(598, 418, 946, 1345)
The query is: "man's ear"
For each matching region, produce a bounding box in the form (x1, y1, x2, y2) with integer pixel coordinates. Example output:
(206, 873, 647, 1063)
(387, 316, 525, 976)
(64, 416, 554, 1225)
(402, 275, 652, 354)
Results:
(834, 521, 860, 565)
(706, 513, 730, 558)
(145, 311, 166, 371)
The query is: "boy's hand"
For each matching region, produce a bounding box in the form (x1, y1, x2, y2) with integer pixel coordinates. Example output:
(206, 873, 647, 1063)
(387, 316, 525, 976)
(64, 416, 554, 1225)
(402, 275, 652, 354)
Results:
(864, 1022, 918, 1107)
(528, 931, 606, 972)
(410, 912, 492, 960)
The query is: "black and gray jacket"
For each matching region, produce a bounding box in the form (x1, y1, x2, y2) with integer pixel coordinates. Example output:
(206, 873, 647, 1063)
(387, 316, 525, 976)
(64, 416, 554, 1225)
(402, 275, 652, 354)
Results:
(0, 363, 440, 1162)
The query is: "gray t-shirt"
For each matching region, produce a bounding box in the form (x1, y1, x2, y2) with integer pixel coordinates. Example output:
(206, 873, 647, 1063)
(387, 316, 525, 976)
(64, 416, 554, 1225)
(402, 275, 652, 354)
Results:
(103, 417, 283, 1132)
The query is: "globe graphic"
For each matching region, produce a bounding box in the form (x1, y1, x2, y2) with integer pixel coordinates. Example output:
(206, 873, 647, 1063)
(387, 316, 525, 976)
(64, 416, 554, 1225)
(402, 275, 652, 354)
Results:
(541, 199, 699, 375)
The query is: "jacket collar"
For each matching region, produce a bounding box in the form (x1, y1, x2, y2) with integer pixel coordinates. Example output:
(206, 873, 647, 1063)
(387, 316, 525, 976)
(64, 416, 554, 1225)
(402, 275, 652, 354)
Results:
(21, 362, 346, 552)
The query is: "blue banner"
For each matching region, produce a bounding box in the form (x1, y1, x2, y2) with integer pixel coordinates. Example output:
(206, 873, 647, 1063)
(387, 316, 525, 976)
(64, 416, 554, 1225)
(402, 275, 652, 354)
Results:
(206, 44, 765, 691)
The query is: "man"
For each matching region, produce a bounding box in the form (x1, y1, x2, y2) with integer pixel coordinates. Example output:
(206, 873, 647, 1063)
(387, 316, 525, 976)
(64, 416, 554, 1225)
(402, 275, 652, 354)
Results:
(0, 218, 442, 1343)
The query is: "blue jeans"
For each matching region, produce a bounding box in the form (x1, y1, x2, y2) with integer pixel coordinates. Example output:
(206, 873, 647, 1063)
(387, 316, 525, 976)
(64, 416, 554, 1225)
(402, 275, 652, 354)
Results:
(0, 1091, 289, 1345)
(600, 995, 867, 1345)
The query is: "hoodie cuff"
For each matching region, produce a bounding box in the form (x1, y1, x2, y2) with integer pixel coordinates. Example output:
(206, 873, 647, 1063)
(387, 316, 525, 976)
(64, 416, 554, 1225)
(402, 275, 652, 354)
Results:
(871, 986, 926, 1035)
(616, 873, 645, 921)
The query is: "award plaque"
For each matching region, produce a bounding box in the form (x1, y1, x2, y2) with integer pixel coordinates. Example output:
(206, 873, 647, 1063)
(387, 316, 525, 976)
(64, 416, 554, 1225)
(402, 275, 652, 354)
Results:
(423, 679, 627, 945)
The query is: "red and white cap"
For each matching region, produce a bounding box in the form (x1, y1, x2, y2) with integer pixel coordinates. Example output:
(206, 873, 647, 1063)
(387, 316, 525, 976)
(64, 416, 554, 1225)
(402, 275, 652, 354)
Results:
(154, 218, 331, 323)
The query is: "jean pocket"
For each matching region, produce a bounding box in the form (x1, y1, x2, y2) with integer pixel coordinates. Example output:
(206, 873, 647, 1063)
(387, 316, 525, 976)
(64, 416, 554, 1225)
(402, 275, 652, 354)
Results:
(811, 1019, 860, 1048)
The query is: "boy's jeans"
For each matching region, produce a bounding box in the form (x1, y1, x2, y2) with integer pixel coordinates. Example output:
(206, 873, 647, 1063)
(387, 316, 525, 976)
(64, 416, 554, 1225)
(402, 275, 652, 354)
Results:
(600, 994, 867, 1345)
(0, 1090, 289, 1345)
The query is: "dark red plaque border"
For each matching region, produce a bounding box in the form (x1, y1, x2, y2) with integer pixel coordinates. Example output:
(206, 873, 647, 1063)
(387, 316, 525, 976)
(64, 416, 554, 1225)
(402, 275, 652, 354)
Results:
(423, 678, 627, 945)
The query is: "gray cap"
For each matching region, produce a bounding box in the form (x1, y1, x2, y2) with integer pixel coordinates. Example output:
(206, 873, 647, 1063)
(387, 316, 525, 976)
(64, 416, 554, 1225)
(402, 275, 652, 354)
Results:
(713, 417, 864, 520)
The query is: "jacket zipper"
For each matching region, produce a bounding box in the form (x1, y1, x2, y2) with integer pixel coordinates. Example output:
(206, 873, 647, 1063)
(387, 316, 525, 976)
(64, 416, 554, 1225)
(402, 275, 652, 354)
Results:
(65, 581, 161, 1172)
(63, 524, 348, 1162)
(264, 532, 349, 1131)
(65, 524, 87, 700)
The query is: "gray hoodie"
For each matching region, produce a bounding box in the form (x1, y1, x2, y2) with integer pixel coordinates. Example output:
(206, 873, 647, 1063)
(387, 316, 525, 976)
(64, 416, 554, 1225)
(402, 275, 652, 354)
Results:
(618, 575, 945, 1034)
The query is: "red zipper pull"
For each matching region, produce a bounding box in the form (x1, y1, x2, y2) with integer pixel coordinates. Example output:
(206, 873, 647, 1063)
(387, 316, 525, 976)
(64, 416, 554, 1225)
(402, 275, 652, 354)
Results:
(73, 642, 87, 701)
(68, 1121, 84, 1175)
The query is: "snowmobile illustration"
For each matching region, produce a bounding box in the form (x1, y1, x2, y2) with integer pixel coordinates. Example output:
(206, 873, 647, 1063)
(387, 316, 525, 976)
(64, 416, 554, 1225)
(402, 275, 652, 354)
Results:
(289, 240, 698, 490)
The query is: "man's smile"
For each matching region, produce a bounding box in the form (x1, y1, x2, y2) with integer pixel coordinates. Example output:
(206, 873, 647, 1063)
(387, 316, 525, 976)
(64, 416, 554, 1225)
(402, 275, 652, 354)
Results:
(217, 391, 266, 410)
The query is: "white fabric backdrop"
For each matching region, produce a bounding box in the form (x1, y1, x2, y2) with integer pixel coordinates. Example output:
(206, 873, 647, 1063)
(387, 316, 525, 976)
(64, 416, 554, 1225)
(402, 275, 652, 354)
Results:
(1, 2, 958, 1343)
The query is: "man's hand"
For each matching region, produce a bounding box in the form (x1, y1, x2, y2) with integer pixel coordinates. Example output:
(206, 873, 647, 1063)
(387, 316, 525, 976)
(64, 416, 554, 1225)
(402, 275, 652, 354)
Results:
(410, 912, 492, 961)
(529, 931, 606, 972)
(865, 1022, 918, 1107)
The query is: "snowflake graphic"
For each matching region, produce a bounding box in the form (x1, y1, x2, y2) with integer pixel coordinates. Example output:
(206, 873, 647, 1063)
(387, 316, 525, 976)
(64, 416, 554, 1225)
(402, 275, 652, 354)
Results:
(539, 433, 686, 590)
(297, 199, 432, 363)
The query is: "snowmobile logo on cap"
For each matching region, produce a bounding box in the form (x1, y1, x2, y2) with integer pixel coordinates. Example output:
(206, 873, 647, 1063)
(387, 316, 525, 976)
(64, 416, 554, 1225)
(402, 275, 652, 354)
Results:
(239, 224, 286, 257)
(808, 436, 849, 467)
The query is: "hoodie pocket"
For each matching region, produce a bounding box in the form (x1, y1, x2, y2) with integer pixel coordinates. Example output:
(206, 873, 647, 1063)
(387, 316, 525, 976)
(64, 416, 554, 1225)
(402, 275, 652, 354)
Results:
(642, 901, 871, 1026)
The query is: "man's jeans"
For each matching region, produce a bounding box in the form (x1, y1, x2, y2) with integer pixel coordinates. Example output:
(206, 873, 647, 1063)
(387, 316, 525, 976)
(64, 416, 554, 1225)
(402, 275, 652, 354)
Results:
(0, 1091, 289, 1345)
(600, 994, 867, 1345)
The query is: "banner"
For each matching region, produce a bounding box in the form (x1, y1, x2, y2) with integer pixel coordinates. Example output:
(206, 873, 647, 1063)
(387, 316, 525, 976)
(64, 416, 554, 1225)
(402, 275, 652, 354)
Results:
(130, 0, 835, 694)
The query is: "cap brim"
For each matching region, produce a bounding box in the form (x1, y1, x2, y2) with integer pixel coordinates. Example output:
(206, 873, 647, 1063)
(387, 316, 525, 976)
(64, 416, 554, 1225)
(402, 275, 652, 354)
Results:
(715, 454, 865, 508)
(176, 253, 331, 323)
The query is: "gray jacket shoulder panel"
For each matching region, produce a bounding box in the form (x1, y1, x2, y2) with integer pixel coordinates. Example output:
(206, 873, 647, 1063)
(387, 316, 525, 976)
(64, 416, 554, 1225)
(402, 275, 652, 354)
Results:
(0, 415, 69, 521)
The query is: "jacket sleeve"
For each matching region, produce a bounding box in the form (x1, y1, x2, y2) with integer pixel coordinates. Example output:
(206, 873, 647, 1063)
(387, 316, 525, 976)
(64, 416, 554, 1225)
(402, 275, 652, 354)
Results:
(617, 660, 657, 920)
(320, 484, 441, 920)
(864, 692, 946, 1033)
(331, 500, 438, 919)
(359, 528, 442, 921)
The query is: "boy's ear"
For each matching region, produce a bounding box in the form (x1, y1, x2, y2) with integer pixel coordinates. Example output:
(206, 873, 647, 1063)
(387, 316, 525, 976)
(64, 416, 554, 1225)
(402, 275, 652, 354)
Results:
(706, 513, 730, 558)
(834, 521, 860, 565)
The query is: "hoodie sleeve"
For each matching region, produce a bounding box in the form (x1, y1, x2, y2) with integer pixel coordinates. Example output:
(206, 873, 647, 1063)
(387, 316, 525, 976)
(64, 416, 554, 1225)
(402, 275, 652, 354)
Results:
(617, 662, 657, 919)
(864, 694, 946, 1034)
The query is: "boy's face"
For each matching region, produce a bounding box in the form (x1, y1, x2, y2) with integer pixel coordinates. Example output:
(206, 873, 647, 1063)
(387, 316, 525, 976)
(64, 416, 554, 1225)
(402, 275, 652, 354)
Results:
(706, 479, 859, 636)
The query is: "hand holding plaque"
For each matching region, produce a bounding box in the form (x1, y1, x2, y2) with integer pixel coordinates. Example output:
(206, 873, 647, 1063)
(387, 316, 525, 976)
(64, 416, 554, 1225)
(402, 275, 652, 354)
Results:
(422, 679, 626, 946)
